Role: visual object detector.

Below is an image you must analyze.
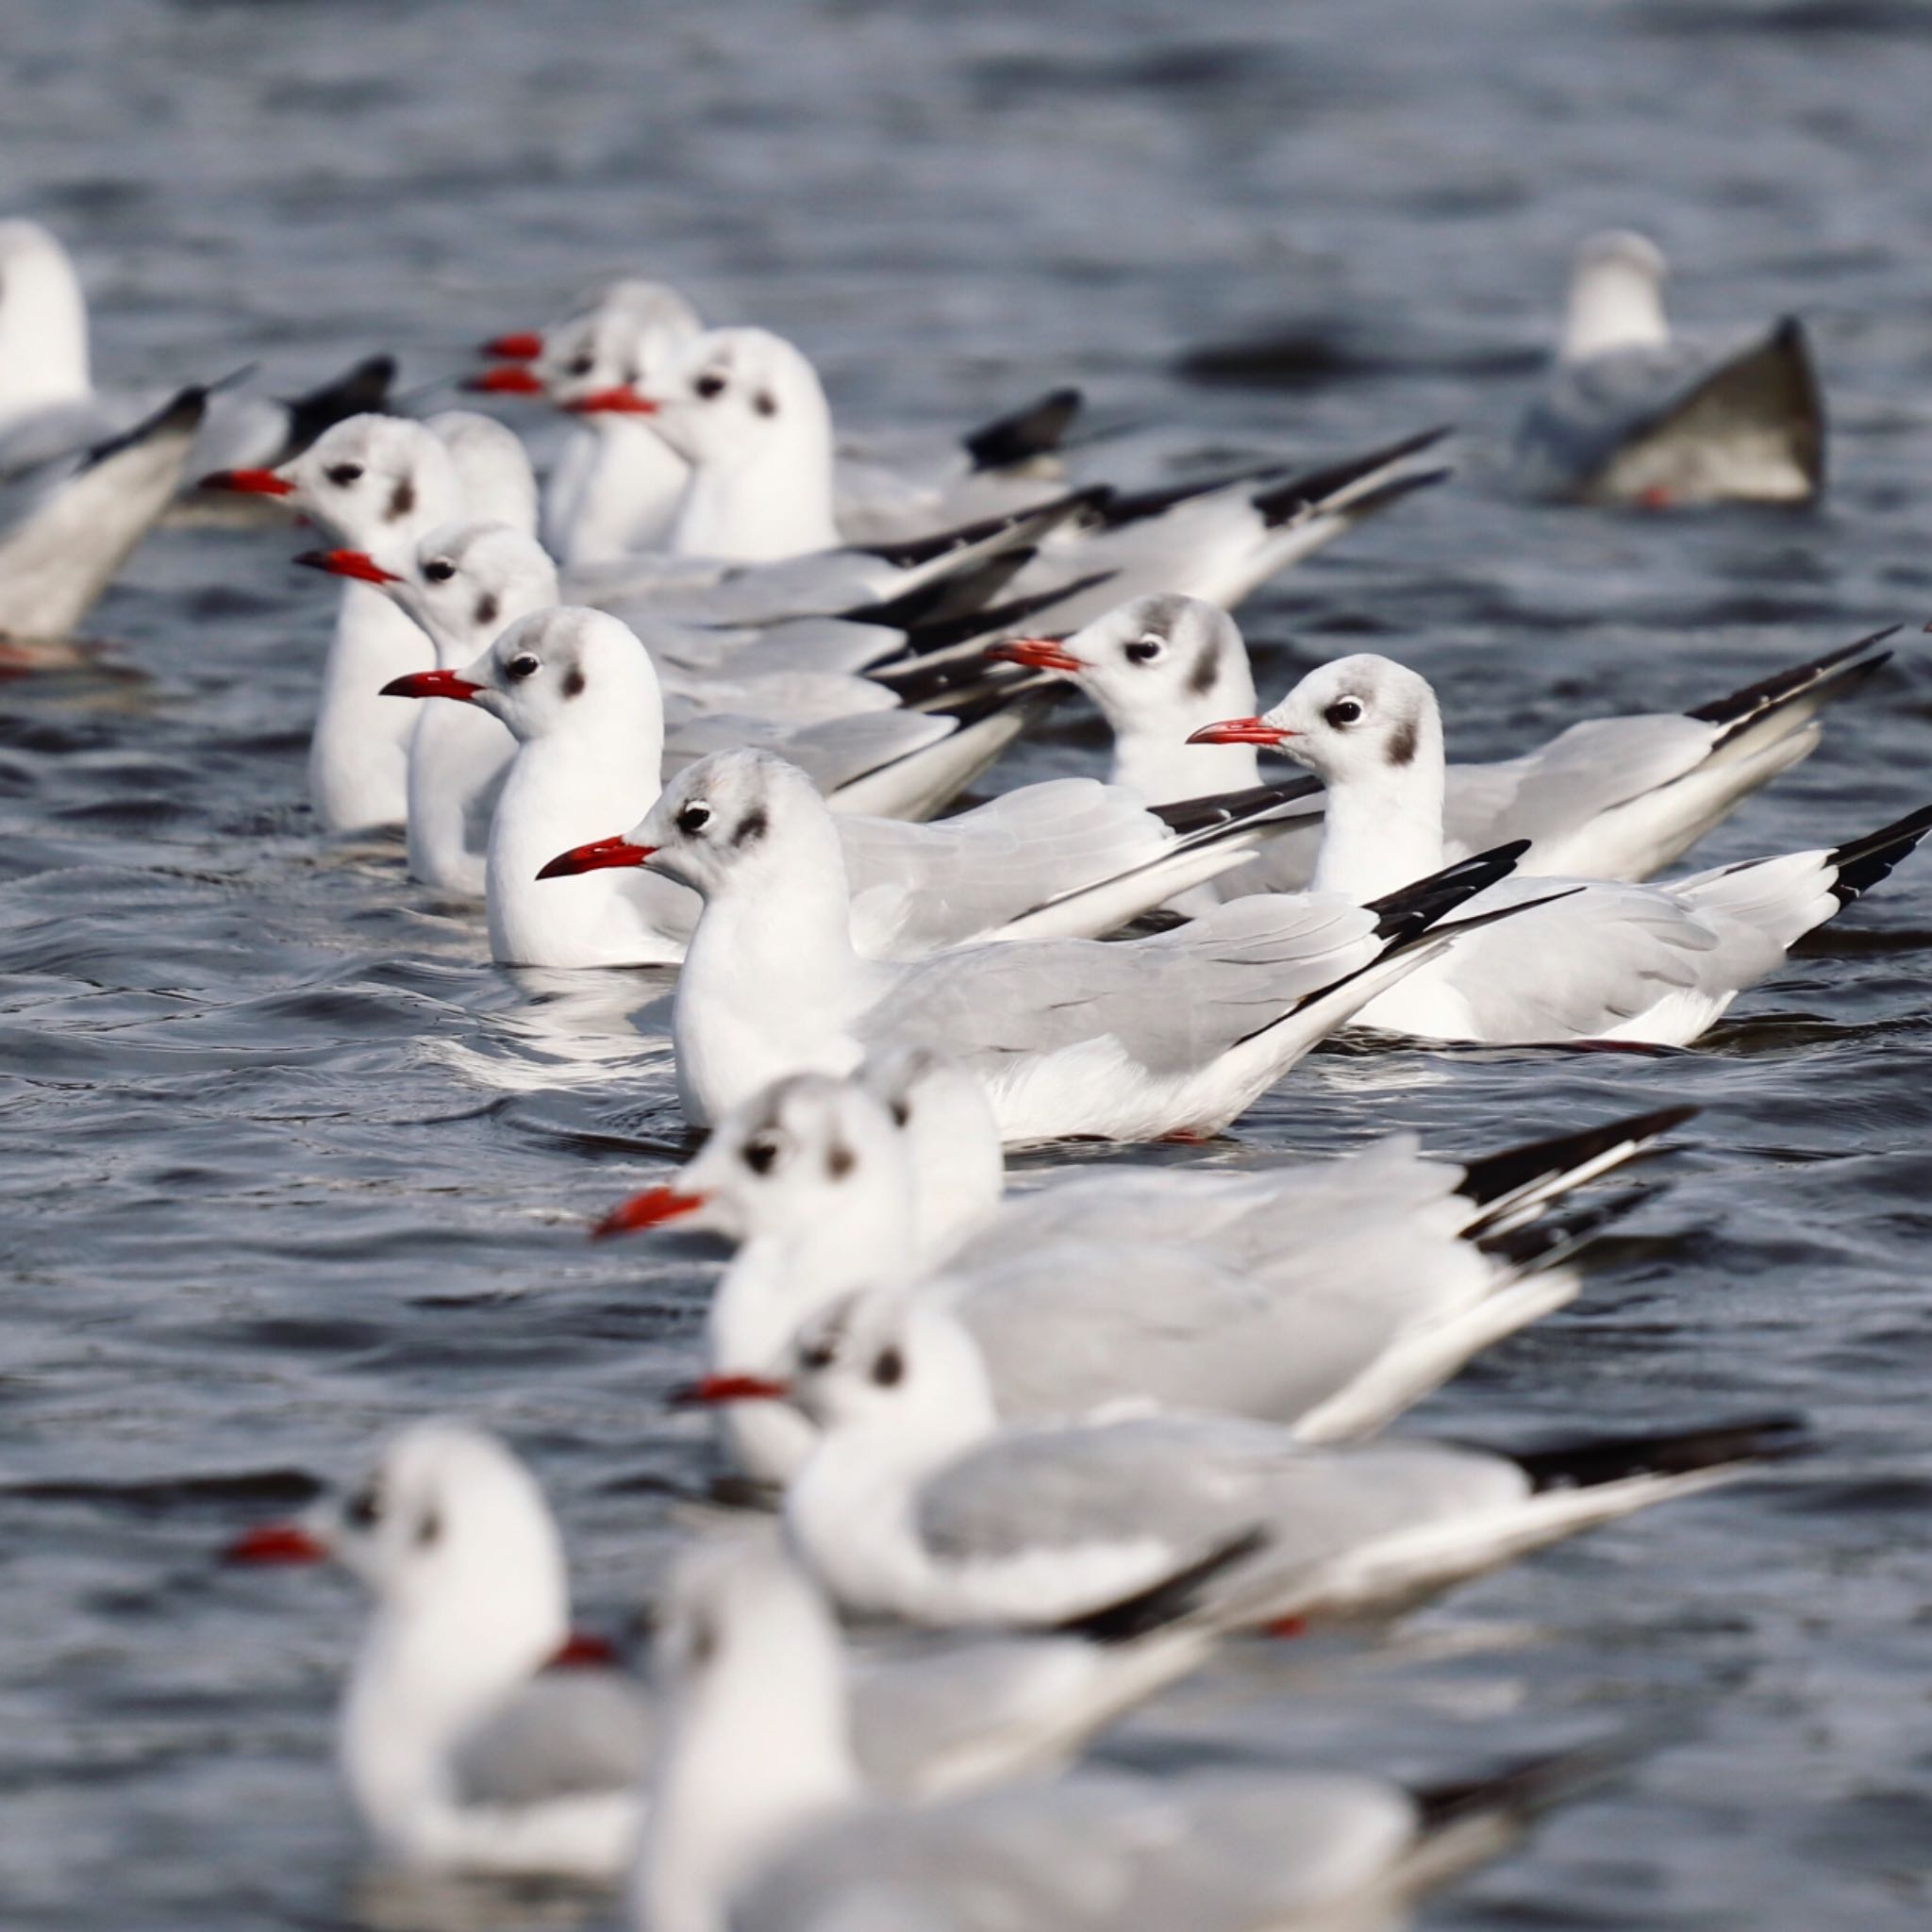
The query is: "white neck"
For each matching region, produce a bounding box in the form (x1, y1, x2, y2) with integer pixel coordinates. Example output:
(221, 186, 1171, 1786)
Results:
(1562, 258, 1670, 362)
(340, 1577, 565, 1851)
(1307, 715, 1449, 903)
(675, 855, 884, 1125)
(559, 416, 690, 565)
(488, 718, 663, 967)
(638, 1589, 858, 1932)
(672, 422, 841, 564)
(902, 1109, 1006, 1272)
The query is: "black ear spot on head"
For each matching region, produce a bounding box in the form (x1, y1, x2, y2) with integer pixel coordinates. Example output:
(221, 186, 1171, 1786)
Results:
(825, 1141, 855, 1180)
(1387, 718, 1418, 767)
(474, 592, 499, 631)
(562, 665, 586, 699)
(753, 390, 777, 417)
(385, 476, 416, 523)
(1187, 641, 1219, 697)
(415, 1507, 441, 1548)
(732, 807, 769, 849)
(872, 1346, 905, 1388)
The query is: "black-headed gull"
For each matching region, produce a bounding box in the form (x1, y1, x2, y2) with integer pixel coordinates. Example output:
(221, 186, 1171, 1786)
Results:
(624, 323, 1450, 625)
(999, 593, 1892, 894)
(204, 411, 537, 836)
(0, 217, 396, 501)
(616, 1065, 1680, 1483)
(1513, 230, 1824, 508)
(224, 1420, 650, 1877)
(702, 1293, 1803, 1632)
(539, 745, 1545, 1138)
(389, 608, 1305, 968)
(226, 1434, 1238, 1877)
(1189, 653, 1932, 1045)
(0, 383, 207, 641)
(472, 286, 702, 566)
(636, 1530, 1591, 1932)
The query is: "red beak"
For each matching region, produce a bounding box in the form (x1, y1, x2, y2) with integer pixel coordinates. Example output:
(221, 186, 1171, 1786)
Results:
(463, 365, 547, 396)
(1187, 716, 1292, 746)
(546, 1629, 621, 1670)
(382, 669, 484, 702)
(986, 636, 1081, 674)
(225, 1521, 329, 1566)
(592, 1185, 709, 1241)
(669, 1373, 791, 1407)
(538, 835, 654, 879)
(566, 385, 657, 415)
(293, 547, 400, 586)
(481, 331, 543, 361)
(200, 466, 294, 497)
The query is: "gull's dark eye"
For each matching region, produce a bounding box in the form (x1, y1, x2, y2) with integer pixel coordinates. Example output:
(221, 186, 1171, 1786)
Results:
(422, 558, 456, 584)
(567, 354, 594, 377)
(693, 373, 726, 400)
(506, 653, 541, 681)
(741, 1131, 781, 1176)
(872, 1347, 905, 1389)
(675, 802, 712, 838)
(344, 1483, 383, 1530)
(325, 463, 364, 488)
(799, 1339, 836, 1372)
(1124, 637, 1164, 664)
(1324, 697, 1364, 729)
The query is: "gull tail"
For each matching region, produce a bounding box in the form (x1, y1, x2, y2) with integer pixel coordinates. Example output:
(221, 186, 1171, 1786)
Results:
(1689, 624, 1895, 752)
(1057, 1527, 1269, 1645)
(1825, 802, 1932, 905)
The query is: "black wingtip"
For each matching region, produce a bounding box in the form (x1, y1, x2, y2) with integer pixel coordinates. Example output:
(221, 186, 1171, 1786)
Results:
(921, 675, 1068, 734)
(275, 353, 399, 461)
(1510, 1414, 1812, 1492)
(852, 487, 1111, 573)
(1474, 1184, 1654, 1270)
(841, 548, 1036, 636)
(1148, 774, 1326, 838)
(1054, 1526, 1268, 1645)
(1411, 1741, 1630, 1837)
(85, 384, 209, 467)
(1685, 626, 1900, 729)
(1365, 840, 1528, 943)
(1252, 425, 1455, 528)
(961, 386, 1084, 472)
(1827, 804, 1932, 906)
(868, 572, 1118, 678)
(1456, 1105, 1700, 1210)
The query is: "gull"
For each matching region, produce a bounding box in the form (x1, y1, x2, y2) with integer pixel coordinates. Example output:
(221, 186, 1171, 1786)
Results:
(997, 592, 1892, 892)
(0, 216, 395, 504)
(203, 410, 537, 836)
(1513, 230, 1824, 507)
(638, 1518, 1611, 1932)
(622, 325, 1451, 627)
(225, 1430, 1241, 1877)
(540, 745, 1544, 1136)
(1186, 653, 1932, 1045)
(612, 1064, 1679, 1483)
(388, 607, 1307, 967)
(223, 1420, 651, 1878)
(471, 283, 702, 566)
(702, 1289, 1804, 1633)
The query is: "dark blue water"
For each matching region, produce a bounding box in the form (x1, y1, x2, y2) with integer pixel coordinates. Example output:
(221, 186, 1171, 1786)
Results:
(6, 2, 1932, 1926)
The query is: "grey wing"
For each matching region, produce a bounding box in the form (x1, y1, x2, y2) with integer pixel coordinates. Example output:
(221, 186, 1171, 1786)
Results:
(863, 894, 1384, 1074)
(663, 708, 955, 793)
(841, 780, 1169, 956)
(737, 1771, 1420, 1932)
(447, 1667, 657, 1810)
(1430, 876, 1724, 1038)
(1444, 714, 1720, 862)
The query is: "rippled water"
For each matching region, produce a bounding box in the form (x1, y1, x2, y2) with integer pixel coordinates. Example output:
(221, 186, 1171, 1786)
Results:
(7, 2, 1932, 1926)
